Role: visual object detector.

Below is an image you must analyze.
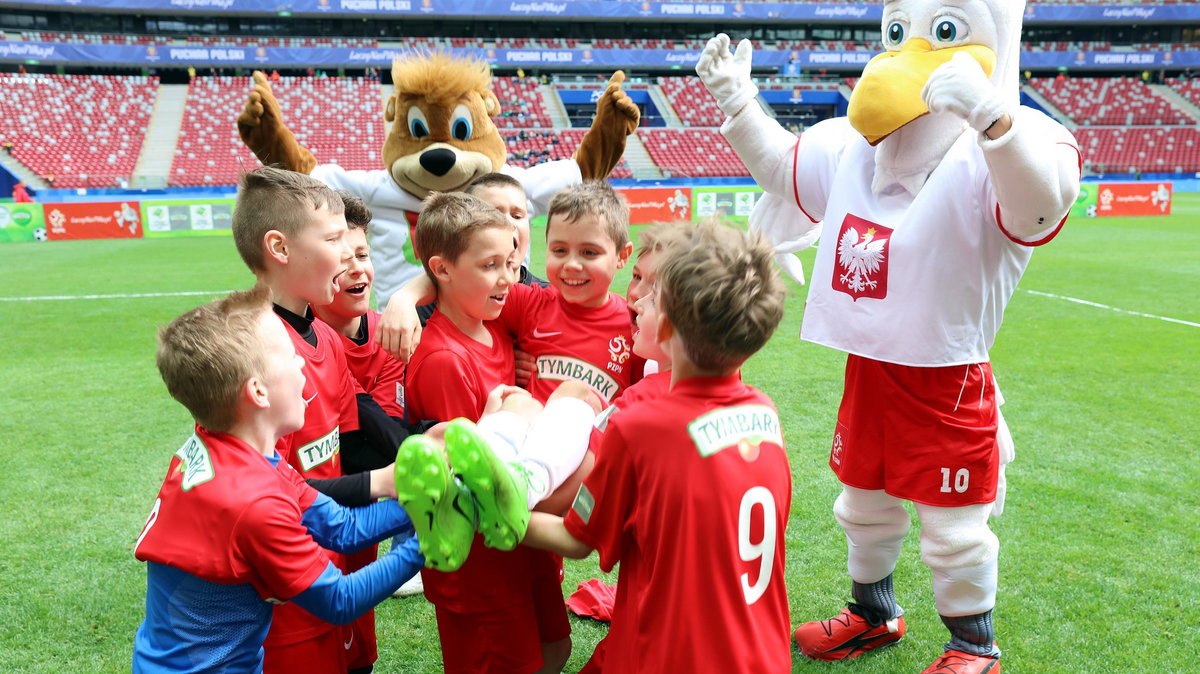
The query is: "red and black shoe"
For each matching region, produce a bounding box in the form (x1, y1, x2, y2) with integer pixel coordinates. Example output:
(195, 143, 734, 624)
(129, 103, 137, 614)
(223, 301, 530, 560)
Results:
(794, 604, 905, 661)
(921, 648, 1001, 674)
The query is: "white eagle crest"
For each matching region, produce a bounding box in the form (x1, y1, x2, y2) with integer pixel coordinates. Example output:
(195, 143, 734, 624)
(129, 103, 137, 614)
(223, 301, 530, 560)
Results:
(837, 226, 886, 293)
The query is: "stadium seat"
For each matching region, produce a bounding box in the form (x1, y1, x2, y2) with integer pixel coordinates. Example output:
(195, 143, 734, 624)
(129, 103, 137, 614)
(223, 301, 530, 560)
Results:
(0, 73, 157, 188)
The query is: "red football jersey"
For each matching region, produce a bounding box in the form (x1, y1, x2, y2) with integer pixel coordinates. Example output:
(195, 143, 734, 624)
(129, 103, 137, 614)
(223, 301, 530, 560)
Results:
(134, 426, 330, 602)
(609, 371, 671, 412)
(275, 315, 360, 480)
(565, 374, 793, 673)
(333, 310, 406, 418)
(497, 284, 636, 405)
(405, 312, 516, 423)
(403, 310, 530, 613)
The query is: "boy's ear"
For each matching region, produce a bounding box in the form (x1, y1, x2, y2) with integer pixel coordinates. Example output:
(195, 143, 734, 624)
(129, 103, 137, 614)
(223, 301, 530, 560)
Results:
(264, 230, 288, 264)
(427, 255, 451, 284)
(615, 240, 634, 269)
(655, 310, 674, 346)
(244, 376, 270, 411)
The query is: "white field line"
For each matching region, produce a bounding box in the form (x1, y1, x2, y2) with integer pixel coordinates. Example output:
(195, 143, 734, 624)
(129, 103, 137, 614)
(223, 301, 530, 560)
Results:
(1023, 289, 1200, 328)
(0, 290, 233, 302)
(2, 288, 1195, 329)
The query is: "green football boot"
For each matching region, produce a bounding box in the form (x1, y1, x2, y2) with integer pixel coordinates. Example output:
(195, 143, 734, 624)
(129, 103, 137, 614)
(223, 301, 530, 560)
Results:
(444, 418, 532, 551)
(393, 434, 477, 572)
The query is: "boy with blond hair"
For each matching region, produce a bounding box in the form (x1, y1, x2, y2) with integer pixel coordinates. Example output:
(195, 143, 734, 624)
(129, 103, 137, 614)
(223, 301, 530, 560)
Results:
(230, 167, 475, 673)
(132, 286, 424, 673)
(518, 221, 795, 673)
(395, 191, 596, 674)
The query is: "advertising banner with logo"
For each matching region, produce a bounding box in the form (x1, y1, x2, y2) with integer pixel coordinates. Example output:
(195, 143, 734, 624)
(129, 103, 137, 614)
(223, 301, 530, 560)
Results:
(43, 201, 143, 241)
(0, 201, 46, 243)
(692, 186, 763, 222)
(1095, 182, 1172, 217)
(143, 199, 236, 237)
(617, 187, 692, 225)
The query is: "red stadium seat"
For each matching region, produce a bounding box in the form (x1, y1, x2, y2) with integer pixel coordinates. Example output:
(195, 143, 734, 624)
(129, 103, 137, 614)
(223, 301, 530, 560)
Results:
(0, 73, 157, 188)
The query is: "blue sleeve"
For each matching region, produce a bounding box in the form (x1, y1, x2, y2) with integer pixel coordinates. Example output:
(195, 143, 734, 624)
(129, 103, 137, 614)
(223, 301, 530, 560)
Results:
(300, 494, 414, 554)
(290, 536, 424, 625)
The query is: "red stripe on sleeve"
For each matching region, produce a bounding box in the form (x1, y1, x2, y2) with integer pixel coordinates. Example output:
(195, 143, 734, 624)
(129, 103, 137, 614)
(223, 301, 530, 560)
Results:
(995, 141, 1081, 247)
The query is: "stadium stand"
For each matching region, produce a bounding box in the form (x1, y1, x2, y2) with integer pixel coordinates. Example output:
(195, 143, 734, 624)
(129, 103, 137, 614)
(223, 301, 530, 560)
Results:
(1167, 77, 1200, 109)
(641, 129, 749, 178)
(658, 77, 726, 128)
(1075, 126, 1200, 174)
(492, 77, 554, 128)
(1029, 77, 1194, 126)
(501, 129, 633, 178)
(0, 73, 157, 188)
(171, 76, 383, 187)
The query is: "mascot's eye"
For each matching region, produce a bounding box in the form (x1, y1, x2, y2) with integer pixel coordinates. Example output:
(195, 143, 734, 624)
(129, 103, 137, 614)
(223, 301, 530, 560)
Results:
(932, 16, 967, 43)
(451, 104, 473, 141)
(885, 21, 905, 47)
(407, 106, 430, 139)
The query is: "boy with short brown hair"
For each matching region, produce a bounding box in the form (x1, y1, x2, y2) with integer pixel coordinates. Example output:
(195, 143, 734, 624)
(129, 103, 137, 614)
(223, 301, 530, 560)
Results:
(399, 191, 597, 674)
(132, 286, 424, 673)
(521, 220, 795, 673)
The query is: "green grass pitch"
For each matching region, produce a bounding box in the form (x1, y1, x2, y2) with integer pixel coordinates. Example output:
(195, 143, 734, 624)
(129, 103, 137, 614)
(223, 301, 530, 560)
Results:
(0, 194, 1196, 672)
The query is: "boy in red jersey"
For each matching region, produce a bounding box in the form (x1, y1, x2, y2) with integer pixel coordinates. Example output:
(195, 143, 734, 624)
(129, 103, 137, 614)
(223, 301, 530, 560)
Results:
(397, 191, 597, 674)
(133, 286, 424, 674)
(313, 192, 406, 421)
(231, 168, 475, 673)
(518, 221, 794, 673)
(606, 220, 689, 411)
(381, 181, 639, 406)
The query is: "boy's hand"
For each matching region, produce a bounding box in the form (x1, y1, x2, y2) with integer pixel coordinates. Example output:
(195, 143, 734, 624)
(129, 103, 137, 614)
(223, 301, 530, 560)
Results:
(370, 464, 397, 500)
(377, 297, 423, 362)
(513, 348, 537, 388)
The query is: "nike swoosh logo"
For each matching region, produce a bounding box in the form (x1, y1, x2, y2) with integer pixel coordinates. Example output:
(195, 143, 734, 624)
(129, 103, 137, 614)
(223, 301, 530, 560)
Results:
(343, 633, 354, 650)
(532, 328, 563, 338)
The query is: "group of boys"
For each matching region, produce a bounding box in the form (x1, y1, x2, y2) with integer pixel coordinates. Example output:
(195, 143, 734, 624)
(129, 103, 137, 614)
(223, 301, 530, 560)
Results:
(133, 165, 794, 673)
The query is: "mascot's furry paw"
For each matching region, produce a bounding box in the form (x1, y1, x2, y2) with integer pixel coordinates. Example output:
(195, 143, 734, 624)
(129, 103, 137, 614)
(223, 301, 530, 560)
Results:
(237, 71, 316, 173)
(574, 70, 640, 180)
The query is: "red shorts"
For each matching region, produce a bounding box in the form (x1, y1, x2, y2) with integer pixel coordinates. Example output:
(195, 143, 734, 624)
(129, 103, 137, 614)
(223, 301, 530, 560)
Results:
(529, 550, 570, 643)
(434, 600, 543, 674)
(343, 546, 379, 669)
(263, 626, 347, 674)
(831, 355, 999, 507)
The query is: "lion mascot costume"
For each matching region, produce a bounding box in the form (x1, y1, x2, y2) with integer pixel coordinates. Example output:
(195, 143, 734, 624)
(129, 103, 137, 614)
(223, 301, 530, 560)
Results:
(238, 54, 639, 303)
(697, 0, 1080, 671)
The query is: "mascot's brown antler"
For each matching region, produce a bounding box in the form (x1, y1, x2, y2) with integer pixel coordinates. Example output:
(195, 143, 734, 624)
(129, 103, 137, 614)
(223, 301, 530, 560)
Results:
(236, 72, 317, 174)
(574, 70, 641, 180)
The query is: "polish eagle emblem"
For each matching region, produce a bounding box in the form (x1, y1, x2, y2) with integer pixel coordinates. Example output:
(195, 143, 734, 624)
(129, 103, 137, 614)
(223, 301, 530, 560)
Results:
(836, 224, 888, 299)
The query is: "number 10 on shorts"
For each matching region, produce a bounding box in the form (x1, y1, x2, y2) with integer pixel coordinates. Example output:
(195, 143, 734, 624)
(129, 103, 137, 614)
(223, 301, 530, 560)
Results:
(939, 467, 970, 494)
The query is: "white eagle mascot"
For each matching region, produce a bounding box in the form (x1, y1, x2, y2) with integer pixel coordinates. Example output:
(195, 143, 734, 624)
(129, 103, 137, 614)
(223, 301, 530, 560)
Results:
(697, 0, 1080, 670)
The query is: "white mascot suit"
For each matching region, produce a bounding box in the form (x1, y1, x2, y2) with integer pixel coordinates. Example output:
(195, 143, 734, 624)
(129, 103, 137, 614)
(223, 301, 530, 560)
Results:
(697, 0, 1080, 671)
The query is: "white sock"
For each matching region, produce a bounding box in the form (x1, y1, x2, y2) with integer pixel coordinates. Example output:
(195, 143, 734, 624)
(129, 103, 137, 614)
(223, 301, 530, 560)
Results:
(517, 397, 595, 509)
(476, 411, 530, 463)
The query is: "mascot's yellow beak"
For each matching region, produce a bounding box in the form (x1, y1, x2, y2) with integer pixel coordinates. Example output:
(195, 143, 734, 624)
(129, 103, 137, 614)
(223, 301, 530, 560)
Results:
(848, 39, 996, 145)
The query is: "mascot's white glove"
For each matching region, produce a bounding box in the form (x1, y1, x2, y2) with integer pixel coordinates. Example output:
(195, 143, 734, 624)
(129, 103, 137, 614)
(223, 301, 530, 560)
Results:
(921, 52, 1010, 135)
(696, 33, 760, 118)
